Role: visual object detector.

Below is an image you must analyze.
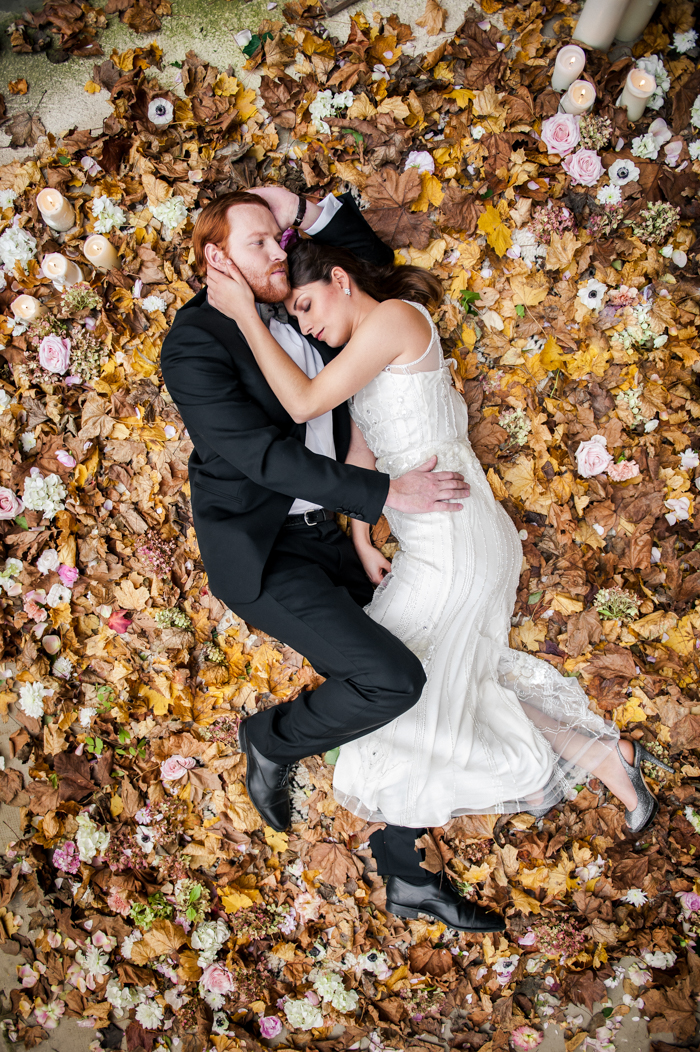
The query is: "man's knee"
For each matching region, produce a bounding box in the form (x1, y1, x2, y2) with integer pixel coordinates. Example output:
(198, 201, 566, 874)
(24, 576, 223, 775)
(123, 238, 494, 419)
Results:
(381, 647, 426, 707)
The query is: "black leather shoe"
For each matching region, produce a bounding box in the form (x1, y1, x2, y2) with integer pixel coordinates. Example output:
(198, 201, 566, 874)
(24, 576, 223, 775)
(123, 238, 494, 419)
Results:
(385, 874, 506, 932)
(238, 719, 291, 832)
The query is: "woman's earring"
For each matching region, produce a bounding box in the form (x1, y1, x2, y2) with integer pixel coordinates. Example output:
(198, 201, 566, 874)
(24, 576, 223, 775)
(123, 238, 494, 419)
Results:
(344, 288, 351, 296)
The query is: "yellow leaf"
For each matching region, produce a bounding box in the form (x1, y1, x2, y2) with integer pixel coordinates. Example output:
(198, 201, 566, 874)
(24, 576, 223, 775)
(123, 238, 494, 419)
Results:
(614, 698, 647, 727)
(347, 93, 376, 120)
(509, 274, 548, 307)
(214, 73, 240, 97)
(410, 173, 444, 212)
(510, 886, 541, 915)
(264, 826, 289, 853)
(220, 889, 255, 914)
(447, 87, 475, 108)
(519, 865, 549, 891)
(409, 238, 446, 269)
(110, 794, 124, 818)
(84, 80, 103, 94)
(376, 97, 411, 120)
(130, 920, 187, 964)
(540, 336, 565, 372)
(477, 205, 512, 257)
(0, 689, 17, 720)
(271, 941, 298, 961)
(518, 619, 547, 652)
(549, 594, 584, 616)
(139, 683, 171, 716)
(664, 614, 698, 657)
(486, 467, 507, 501)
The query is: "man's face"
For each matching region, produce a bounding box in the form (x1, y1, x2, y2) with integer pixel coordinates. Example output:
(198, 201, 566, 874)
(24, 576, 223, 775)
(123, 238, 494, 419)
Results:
(221, 203, 290, 303)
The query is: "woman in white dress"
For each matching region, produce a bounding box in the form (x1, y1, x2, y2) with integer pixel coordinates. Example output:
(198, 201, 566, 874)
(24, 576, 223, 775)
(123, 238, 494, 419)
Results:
(213, 240, 671, 836)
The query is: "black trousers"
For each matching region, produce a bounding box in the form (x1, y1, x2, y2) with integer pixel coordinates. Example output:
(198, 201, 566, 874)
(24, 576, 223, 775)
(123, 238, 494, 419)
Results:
(231, 519, 428, 880)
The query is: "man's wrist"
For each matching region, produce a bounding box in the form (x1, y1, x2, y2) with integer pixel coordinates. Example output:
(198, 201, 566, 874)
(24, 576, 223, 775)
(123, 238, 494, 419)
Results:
(299, 196, 323, 231)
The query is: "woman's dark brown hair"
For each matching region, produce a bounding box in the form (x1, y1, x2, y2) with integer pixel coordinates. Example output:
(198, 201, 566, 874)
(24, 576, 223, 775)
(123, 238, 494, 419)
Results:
(287, 240, 444, 311)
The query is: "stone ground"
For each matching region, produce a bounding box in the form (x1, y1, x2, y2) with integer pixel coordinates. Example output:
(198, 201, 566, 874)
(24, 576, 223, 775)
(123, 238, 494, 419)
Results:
(0, 0, 681, 1049)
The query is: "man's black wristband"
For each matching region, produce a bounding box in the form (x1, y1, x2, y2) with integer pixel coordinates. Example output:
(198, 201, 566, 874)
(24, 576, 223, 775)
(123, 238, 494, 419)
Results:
(292, 195, 307, 228)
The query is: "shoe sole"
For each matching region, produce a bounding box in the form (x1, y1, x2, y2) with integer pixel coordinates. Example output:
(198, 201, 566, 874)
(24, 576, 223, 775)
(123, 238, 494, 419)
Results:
(238, 720, 288, 834)
(385, 899, 505, 933)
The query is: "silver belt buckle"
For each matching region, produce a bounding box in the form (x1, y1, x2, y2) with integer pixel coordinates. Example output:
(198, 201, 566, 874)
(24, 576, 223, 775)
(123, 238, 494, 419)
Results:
(304, 509, 317, 525)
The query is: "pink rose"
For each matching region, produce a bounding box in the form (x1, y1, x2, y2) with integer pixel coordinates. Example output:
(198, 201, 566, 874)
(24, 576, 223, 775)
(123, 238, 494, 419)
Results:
(259, 1016, 283, 1040)
(200, 962, 235, 995)
(58, 564, 79, 587)
(562, 148, 604, 187)
(24, 598, 47, 622)
(107, 887, 131, 916)
(679, 891, 700, 914)
(56, 450, 76, 468)
(607, 460, 640, 482)
(38, 334, 71, 375)
(160, 754, 197, 781)
(575, 435, 613, 478)
(540, 113, 580, 156)
(0, 486, 23, 520)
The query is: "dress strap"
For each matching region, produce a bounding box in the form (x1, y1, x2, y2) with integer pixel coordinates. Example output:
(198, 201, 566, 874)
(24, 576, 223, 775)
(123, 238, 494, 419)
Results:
(383, 300, 443, 374)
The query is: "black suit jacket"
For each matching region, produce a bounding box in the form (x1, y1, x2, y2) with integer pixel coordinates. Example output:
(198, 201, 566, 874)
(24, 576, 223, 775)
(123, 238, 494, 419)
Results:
(161, 194, 393, 604)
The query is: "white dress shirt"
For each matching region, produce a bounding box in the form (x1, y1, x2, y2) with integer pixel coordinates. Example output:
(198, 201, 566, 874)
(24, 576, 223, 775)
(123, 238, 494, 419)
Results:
(265, 194, 342, 516)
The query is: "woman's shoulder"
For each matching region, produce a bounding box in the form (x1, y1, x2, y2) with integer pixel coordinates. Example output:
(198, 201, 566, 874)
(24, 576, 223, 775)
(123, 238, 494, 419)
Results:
(367, 298, 432, 332)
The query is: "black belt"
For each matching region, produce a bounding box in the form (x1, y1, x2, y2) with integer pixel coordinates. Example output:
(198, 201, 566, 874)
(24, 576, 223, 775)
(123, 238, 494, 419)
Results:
(283, 508, 335, 528)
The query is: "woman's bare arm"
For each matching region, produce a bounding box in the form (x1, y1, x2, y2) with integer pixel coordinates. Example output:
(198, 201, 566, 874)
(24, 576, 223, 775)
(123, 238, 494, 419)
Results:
(345, 420, 392, 584)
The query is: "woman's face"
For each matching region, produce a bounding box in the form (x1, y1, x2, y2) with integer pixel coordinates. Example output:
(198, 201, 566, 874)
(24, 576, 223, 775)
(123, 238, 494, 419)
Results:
(285, 270, 355, 347)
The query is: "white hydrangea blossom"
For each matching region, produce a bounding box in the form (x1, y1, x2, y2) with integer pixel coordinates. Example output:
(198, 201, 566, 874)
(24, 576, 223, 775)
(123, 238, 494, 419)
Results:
(0, 558, 22, 594)
(135, 1001, 164, 1029)
(76, 812, 110, 863)
(0, 225, 38, 271)
(106, 978, 142, 1010)
(636, 56, 669, 110)
(642, 949, 676, 969)
(673, 29, 697, 54)
(511, 226, 546, 267)
(22, 469, 66, 520)
(689, 140, 700, 161)
(311, 968, 360, 1013)
(18, 681, 52, 719)
(308, 89, 353, 134)
(284, 998, 324, 1030)
(91, 196, 127, 234)
(631, 133, 659, 160)
(0, 190, 17, 210)
(152, 196, 188, 229)
(120, 930, 144, 960)
(191, 919, 230, 966)
(141, 295, 167, 313)
(0, 389, 11, 410)
(691, 95, 700, 131)
(596, 184, 621, 205)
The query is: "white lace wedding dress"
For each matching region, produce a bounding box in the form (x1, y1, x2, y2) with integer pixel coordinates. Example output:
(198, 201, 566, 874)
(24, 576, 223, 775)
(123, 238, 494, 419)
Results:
(333, 301, 620, 828)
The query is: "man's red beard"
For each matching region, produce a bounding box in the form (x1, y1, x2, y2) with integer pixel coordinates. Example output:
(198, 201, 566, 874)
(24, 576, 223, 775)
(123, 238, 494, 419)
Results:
(243, 261, 291, 304)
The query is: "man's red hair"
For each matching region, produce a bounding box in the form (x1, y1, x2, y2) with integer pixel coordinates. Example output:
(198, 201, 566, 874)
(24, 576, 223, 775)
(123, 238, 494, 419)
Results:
(191, 191, 272, 274)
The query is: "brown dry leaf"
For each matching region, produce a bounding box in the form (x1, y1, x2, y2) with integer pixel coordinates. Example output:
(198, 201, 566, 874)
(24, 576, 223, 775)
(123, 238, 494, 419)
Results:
(130, 920, 187, 965)
(8, 79, 28, 95)
(113, 580, 150, 610)
(415, 0, 447, 36)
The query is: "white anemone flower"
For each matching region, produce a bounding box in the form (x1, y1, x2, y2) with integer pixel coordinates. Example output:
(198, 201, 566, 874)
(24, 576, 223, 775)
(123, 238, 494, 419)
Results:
(607, 159, 640, 186)
(577, 278, 607, 311)
(148, 98, 173, 126)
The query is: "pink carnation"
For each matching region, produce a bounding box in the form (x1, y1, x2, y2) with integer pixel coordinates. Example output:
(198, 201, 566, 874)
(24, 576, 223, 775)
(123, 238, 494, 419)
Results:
(294, 891, 323, 923)
(200, 962, 235, 995)
(24, 598, 47, 622)
(58, 564, 79, 587)
(679, 891, 700, 914)
(107, 886, 131, 916)
(259, 1015, 283, 1040)
(562, 148, 604, 187)
(38, 334, 72, 375)
(0, 486, 23, 520)
(575, 435, 613, 478)
(540, 113, 580, 156)
(160, 754, 197, 782)
(607, 460, 640, 482)
(511, 1026, 544, 1050)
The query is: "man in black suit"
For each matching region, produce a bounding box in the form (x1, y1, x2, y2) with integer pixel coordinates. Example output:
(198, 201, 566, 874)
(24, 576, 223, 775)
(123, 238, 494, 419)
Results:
(160, 186, 503, 932)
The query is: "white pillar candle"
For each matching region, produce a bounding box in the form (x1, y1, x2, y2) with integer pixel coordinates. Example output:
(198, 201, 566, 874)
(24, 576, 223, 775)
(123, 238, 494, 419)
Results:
(36, 188, 75, 232)
(551, 45, 586, 92)
(83, 234, 118, 272)
(615, 0, 660, 42)
(560, 80, 596, 115)
(11, 295, 47, 323)
(42, 253, 83, 288)
(618, 68, 656, 121)
(573, 0, 632, 51)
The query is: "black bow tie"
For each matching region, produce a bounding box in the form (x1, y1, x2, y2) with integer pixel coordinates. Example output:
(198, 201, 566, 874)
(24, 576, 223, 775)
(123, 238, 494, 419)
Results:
(258, 302, 289, 326)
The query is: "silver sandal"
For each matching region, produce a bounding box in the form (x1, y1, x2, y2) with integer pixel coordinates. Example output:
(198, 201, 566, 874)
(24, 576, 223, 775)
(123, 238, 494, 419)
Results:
(617, 740, 673, 835)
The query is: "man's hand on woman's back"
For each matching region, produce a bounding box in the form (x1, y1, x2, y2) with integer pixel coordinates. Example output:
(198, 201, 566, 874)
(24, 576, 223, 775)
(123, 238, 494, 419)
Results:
(386, 456, 470, 513)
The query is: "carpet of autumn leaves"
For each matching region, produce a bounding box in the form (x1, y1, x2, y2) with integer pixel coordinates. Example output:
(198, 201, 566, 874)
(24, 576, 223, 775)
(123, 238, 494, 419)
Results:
(1, 0, 700, 1051)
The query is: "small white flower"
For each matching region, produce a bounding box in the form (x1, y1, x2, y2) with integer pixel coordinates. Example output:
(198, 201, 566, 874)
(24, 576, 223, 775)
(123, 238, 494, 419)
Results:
(91, 195, 127, 234)
(636, 56, 669, 110)
(680, 448, 700, 470)
(331, 986, 359, 1013)
(631, 133, 659, 160)
(689, 140, 700, 161)
(22, 469, 66, 520)
(135, 1001, 163, 1030)
(608, 159, 640, 186)
(673, 29, 697, 53)
(192, 919, 230, 966)
(644, 418, 659, 432)
(692, 95, 700, 131)
(665, 495, 691, 525)
(596, 184, 621, 205)
(140, 295, 167, 313)
(78, 706, 96, 728)
(0, 225, 37, 271)
(308, 89, 353, 134)
(623, 888, 648, 907)
(53, 655, 73, 679)
(642, 949, 676, 969)
(148, 98, 173, 126)
(235, 29, 252, 47)
(18, 681, 52, 719)
(577, 278, 607, 311)
(134, 826, 156, 853)
(403, 150, 435, 174)
(46, 583, 71, 607)
(76, 812, 110, 863)
(471, 125, 485, 140)
(36, 549, 60, 575)
(284, 998, 324, 1030)
(0, 190, 16, 210)
(20, 432, 36, 453)
(152, 195, 188, 230)
(0, 389, 11, 410)
(685, 805, 700, 833)
(120, 930, 143, 960)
